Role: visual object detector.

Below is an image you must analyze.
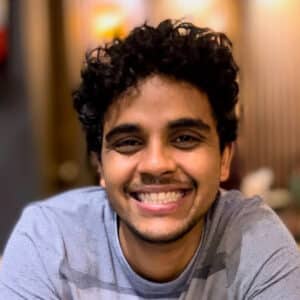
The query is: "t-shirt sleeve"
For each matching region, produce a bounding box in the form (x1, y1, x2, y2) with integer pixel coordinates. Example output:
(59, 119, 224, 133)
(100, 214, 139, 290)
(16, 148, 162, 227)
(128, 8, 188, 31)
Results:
(0, 204, 62, 299)
(234, 200, 300, 300)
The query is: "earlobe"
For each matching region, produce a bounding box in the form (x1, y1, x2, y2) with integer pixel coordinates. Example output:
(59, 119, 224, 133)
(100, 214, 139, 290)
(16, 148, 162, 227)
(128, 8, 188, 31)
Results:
(220, 143, 234, 182)
(93, 152, 106, 188)
(97, 165, 106, 188)
(99, 171, 106, 188)
(100, 177, 106, 188)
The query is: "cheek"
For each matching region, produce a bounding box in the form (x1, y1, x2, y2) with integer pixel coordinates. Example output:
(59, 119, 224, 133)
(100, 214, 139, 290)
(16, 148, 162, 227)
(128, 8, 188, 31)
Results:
(101, 154, 138, 188)
(176, 149, 222, 180)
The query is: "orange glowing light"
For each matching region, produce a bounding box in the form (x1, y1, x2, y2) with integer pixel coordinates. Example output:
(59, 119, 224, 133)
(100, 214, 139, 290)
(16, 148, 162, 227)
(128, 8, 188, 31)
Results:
(253, 0, 285, 8)
(174, 0, 212, 13)
(91, 5, 126, 40)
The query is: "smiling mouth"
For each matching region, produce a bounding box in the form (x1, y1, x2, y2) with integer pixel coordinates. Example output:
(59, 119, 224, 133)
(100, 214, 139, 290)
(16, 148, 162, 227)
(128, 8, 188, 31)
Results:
(130, 190, 190, 204)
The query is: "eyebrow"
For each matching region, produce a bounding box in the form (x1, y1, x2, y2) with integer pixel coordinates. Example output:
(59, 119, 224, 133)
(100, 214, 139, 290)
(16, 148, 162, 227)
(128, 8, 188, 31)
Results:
(168, 118, 211, 132)
(105, 124, 141, 143)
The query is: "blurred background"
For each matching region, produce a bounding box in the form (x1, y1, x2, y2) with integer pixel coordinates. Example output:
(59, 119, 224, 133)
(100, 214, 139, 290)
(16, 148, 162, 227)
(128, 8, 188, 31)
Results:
(1, 0, 300, 253)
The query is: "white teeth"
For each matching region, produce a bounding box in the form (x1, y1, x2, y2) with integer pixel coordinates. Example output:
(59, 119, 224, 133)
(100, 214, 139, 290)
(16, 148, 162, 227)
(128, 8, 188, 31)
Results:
(137, 192, 184, 204)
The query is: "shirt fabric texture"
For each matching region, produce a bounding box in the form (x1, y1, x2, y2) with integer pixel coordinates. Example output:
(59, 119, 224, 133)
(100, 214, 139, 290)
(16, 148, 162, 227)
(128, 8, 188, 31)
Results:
(0, 187, 300, 299)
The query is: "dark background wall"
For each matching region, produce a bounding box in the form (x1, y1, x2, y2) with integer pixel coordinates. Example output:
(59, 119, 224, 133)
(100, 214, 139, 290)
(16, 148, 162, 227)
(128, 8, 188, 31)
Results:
(0, 0, 39, 252)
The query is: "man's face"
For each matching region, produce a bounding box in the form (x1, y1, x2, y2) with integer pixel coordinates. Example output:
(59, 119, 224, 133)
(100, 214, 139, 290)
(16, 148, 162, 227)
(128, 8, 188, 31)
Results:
(99, 75, 232, 244)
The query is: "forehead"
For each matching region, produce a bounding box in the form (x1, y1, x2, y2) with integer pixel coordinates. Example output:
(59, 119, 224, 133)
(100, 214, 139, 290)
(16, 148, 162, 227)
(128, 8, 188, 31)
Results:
(103, 75, 216, 131)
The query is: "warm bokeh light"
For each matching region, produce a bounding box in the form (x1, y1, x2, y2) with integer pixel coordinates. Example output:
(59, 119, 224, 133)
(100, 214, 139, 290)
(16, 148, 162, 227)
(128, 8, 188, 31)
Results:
(254, 0, 283, 5)
(174, 0, 213, 14)
(253, 0, 294, 11)
(91, 5, 126, 40)
(206, 12, 226, 32)
(148, 0, 238, 41)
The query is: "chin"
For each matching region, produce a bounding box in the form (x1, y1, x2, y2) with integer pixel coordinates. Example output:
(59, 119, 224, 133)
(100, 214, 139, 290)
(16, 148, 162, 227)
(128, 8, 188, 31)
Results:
(123, 216, 202, 245)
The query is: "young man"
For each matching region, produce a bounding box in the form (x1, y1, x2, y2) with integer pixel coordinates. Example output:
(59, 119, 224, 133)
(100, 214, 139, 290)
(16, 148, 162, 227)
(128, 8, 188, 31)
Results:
(1, 20, 300, 299)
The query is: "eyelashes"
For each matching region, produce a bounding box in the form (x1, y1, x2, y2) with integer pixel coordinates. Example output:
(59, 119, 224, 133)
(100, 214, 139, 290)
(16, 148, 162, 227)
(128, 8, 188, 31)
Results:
(110, 138, 143, 154)
(171, 134, 203, 149)
(107, 133, 205, 154)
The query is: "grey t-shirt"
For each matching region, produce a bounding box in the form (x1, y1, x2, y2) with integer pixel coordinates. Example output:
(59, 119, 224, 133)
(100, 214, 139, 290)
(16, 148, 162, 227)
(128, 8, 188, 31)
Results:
(0, 187, 300, 299)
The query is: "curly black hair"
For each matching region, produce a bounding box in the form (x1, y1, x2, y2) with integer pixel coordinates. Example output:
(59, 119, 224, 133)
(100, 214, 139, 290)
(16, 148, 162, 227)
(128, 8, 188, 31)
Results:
(73, 19, 239, 157)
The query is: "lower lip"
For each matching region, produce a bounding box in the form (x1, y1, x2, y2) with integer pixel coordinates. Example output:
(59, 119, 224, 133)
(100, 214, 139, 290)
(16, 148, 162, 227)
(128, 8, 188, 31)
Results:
(132, 192, 191, 215)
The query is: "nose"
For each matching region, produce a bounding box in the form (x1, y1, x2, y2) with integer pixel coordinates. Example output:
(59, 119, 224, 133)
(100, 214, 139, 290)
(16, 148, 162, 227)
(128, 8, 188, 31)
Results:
(137, 140, 177, 178)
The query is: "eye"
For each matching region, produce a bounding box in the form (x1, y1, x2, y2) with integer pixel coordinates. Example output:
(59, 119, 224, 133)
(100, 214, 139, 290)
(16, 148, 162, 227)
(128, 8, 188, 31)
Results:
(171, 134, 202, 150)
(111, 138, 143, 154)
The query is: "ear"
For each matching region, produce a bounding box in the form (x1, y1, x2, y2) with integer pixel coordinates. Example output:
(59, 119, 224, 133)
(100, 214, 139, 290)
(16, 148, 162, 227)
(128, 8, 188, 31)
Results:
(91, 152, 106, 188)
(97, 164, 106, 188)
(220, 142, 234, 182)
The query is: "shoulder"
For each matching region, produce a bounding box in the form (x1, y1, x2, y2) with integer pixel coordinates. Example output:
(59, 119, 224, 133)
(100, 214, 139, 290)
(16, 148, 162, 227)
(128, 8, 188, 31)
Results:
(211, 189, 298, 256)
(0, 186, 114, 295)
(5, 186, 112, 262)
(0, 187, 113, 298)
(33, 186, 108, 211)
(210, 189, 288, 232)
(218, 189, 295, 243)
(20, 186, 109, 226)
(214, 190, 300, 298)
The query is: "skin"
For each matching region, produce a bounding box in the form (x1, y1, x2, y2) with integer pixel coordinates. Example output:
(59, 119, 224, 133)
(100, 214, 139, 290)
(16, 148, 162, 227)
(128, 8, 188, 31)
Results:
(98, 75, 233, 282)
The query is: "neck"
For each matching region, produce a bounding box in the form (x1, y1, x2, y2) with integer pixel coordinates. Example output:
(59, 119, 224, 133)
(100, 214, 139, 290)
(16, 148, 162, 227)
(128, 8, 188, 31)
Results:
(119, 220, 204, 282)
